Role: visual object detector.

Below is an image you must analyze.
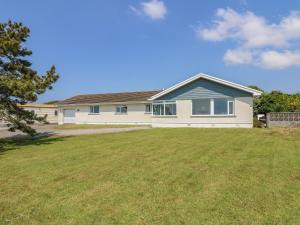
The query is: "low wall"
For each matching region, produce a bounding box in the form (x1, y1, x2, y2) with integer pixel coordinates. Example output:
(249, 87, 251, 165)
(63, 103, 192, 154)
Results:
(266, 112, 300, 128)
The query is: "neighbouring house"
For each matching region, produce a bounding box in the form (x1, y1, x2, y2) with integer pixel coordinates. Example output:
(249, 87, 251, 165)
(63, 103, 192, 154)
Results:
(57, 73, 262, 128)
(21, 104, 58, 124)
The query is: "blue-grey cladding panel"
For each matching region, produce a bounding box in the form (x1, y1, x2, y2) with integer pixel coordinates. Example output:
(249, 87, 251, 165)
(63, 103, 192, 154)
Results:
(157, 78, 252, 100)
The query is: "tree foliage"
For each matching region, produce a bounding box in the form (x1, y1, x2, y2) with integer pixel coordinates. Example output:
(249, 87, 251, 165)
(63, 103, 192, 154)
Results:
(43, 100, 59, 105)
(248, 85, 265, 93)
(251, 86, 300, 115)
(0, 21, 59, 135)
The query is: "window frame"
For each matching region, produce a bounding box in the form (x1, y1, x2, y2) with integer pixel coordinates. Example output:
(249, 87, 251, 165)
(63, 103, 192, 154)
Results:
(191, 99, 212, 116)
(214, 98, 230, 116)
(152, 103, 164, 116)
(152, 101, 177, 117)
(145, 103, 152, 114)
(89, 105, 100, 114)
(228, 100, 234, 115)
(191, 98, 235, 117)
(116, 105, 128, 114)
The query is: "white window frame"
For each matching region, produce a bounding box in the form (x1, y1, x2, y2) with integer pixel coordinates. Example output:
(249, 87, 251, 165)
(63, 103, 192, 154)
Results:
(89, 105, 100, 114)
(191, 98, 235, 116)
(191, 99, 212, 116)
(145, 103, 152, 114)
(116, 105, 127, 114)
(210, 99, 214, 115)
(152, 103, 164, 116)
(228, 100, 234, 115)
(152, 101, 177, 117)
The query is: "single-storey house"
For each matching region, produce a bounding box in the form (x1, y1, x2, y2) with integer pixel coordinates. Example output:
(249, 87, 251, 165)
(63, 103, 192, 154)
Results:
(57, 73, 262, 128)
(21, 104, 58, 124)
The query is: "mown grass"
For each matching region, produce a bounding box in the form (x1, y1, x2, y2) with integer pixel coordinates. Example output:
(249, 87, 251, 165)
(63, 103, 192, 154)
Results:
(0, 128, 300, 225)
(53, 124, 145, 130)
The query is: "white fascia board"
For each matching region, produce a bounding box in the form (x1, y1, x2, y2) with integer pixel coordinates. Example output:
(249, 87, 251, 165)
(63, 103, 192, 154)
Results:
(148, 73, 262, 100)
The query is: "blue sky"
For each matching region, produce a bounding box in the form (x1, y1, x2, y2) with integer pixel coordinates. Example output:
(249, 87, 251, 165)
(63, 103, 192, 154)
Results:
(1, 0, 300, 102)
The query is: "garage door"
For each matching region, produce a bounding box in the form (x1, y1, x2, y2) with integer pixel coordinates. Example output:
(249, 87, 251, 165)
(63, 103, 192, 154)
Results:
(63, 109, 76, 123)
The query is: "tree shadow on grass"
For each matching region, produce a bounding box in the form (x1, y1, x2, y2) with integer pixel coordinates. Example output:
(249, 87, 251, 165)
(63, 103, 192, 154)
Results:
(0, 133, 70, 155)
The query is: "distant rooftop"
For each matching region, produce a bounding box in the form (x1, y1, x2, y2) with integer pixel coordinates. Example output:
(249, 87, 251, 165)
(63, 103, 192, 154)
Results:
(20, 104, 57, 108)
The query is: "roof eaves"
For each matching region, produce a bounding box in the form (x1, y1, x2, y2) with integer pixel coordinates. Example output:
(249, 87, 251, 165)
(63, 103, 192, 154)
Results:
(57, 100, 151, 106)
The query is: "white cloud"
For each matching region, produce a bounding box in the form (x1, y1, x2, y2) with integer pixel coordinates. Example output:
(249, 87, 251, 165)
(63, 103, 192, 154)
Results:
(223, 48, 300, 69)
(224, 48, 254, 65)
(199, 8, 242, 41)
(130, 0, 167, 20)
(259, 50, 300, 69)
(142, 0, 167, 19)
(197, 8, 300, 69)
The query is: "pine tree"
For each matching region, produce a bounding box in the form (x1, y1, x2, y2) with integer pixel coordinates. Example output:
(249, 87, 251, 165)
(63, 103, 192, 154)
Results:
(0, 21, 59, 135)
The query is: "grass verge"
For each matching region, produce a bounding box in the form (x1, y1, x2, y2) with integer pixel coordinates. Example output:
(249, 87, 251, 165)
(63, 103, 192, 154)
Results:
(1, 128, 300, 225)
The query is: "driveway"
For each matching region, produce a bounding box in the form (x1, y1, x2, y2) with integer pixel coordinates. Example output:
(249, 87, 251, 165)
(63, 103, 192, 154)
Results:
(0, 125, 150, 139)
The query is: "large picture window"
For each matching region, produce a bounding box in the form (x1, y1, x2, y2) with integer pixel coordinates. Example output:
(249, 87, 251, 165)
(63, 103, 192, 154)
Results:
(192, 99, 211, 115)
(192, 99, 234, 116)
(153, 101, 176, 116)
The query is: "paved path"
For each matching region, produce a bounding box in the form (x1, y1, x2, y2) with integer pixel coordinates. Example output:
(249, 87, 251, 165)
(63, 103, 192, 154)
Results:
(0, 126, 150, 139)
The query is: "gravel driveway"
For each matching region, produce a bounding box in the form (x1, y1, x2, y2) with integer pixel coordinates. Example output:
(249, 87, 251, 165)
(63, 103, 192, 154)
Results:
(0, 126, 150, 139)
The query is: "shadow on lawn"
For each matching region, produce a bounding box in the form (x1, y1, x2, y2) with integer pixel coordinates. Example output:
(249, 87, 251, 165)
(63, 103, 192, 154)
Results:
(0, 134, 68, 155)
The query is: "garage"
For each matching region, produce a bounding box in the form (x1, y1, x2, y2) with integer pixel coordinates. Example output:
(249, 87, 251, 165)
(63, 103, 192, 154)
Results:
(63, 109, 76, 123)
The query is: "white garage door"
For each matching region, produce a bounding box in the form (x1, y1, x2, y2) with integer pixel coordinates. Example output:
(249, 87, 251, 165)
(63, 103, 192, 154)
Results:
(63, 109, 76, 123)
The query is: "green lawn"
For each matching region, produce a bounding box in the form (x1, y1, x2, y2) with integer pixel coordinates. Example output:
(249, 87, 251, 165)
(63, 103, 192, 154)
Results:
(1, 128, 300, 225)
(53, 124, 145, 130)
